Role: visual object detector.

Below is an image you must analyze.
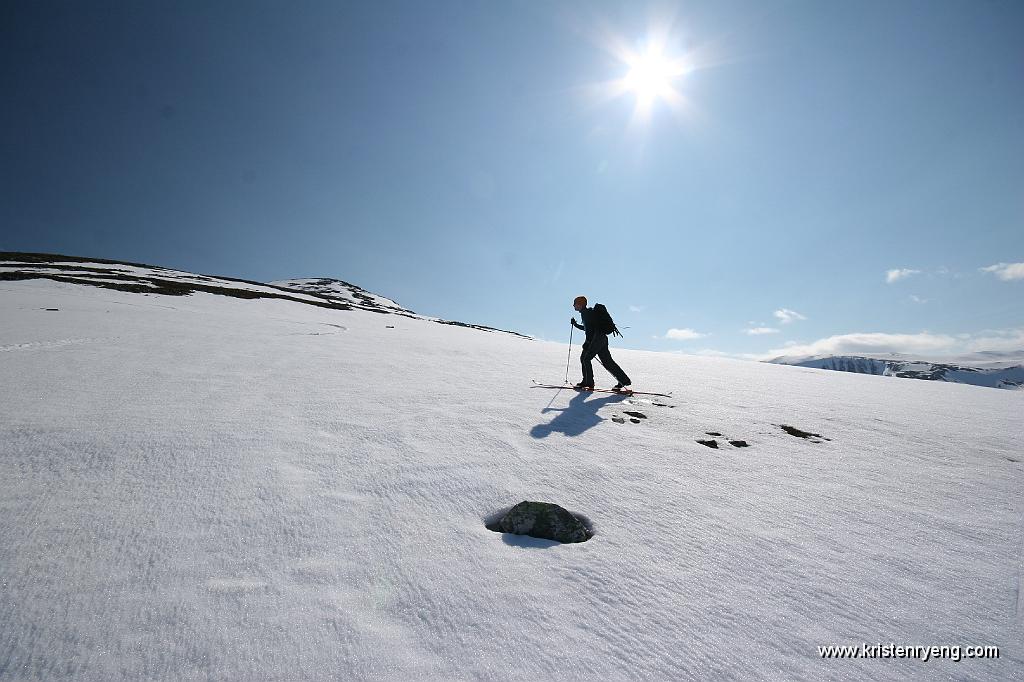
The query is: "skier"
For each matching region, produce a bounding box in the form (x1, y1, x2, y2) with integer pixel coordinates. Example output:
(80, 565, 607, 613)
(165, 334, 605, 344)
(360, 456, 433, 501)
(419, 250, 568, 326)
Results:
(571, 295, 631, 391)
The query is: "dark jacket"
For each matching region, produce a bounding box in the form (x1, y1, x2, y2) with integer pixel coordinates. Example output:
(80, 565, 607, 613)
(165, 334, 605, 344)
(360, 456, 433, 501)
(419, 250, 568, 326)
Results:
(575, 307, 600, 345)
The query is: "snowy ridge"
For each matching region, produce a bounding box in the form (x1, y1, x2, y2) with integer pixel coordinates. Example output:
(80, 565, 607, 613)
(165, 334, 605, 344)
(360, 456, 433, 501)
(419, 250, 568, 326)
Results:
(270, 278, 411, 315)
(0, 252, 343, 307)
(1, 256, 1022, 680)
(0, 253, 528, 338)
(767, 354, 1024, 390)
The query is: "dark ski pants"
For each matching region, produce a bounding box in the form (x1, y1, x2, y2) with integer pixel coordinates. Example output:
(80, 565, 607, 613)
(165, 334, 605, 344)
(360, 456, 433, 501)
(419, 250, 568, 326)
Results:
(580, 334, 630, 387)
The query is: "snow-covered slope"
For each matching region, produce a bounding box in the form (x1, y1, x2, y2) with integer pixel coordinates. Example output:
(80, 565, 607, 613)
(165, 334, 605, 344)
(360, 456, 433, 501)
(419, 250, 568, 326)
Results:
(0, 253, 526, 338)
(767, 353, 1024, 390)
(2, 255, 1022, 680)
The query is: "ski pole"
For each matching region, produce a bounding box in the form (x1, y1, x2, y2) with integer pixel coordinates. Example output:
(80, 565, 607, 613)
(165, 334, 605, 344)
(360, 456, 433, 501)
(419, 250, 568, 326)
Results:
(565, 322, 574, 383)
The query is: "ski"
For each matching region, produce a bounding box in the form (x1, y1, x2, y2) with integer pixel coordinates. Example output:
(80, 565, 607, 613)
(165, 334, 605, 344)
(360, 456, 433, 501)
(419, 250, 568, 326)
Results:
(531, 380, 672, 398)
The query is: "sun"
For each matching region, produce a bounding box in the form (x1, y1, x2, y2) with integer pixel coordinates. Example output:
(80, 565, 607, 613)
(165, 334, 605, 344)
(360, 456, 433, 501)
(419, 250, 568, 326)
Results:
(585, 19, 702, 126)
(623, 51, 687, 105)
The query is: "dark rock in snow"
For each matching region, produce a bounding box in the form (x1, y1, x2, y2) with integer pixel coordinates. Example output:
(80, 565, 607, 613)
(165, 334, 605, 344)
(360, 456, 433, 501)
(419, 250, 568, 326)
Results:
(779, 424, 830, 441)
(487, 501, 592, 543)
(729, 440, 750, 448)
(697, 439, 719, 449)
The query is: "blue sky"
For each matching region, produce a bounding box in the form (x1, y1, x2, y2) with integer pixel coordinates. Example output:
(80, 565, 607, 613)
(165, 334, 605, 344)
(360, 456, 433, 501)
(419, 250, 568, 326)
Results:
(3, 0, 1022, 359)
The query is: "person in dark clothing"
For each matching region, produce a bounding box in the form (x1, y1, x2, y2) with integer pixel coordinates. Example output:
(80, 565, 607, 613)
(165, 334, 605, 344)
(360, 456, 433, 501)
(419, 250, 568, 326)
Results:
(571, 295, 631, 390)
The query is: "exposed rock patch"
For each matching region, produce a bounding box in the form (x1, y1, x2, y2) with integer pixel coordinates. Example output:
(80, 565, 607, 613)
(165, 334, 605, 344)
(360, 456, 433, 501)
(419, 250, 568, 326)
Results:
(778, 424, 830, 442)
(486, 501, 592, 544)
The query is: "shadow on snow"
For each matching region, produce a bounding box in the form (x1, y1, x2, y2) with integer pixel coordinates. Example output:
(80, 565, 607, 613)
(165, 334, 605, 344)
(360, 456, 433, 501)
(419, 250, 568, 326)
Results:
(529, 390, 629, 439)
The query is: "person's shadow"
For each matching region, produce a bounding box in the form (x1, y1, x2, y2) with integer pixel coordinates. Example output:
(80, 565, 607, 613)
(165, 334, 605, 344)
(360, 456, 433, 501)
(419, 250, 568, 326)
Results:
(530, 389, 629, 438)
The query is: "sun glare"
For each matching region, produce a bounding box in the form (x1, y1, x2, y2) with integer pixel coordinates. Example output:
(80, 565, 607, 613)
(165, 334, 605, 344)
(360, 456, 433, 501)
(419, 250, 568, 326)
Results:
(623, 51, 686, 104)
(587, 19, 701, 127)
(617, 46, 692, 119)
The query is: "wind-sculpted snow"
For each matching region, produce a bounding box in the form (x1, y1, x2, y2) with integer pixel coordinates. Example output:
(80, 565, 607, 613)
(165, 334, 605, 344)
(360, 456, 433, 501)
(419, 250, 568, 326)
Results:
(1, 265, 1021, 680)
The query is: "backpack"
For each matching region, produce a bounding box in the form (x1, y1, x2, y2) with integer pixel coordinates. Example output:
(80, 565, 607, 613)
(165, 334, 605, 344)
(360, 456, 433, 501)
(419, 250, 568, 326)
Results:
(593, 303, 622, 337)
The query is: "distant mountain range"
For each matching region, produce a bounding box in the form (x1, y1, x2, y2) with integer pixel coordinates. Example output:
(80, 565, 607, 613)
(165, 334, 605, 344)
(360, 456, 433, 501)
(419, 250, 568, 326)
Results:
(767, 353, 1024, 390)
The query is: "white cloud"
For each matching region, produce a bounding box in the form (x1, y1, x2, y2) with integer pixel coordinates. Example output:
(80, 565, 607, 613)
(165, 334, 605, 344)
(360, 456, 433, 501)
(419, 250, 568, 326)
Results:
(629, 305, 645, 313)
(964, 328, 1024, 353)
(744, 327, 780, 335)
(664, 328, 708, 341)
(909, 295, 928, 304)
(691, 348, 731, 357)
(753, 327, 1024, 362)
(773, 308, 807, 324)
(886, 268, 921, 284)
(673, 348, 765, 361)
(762, 332, 958, 360)
(980, 262, 1024, 281)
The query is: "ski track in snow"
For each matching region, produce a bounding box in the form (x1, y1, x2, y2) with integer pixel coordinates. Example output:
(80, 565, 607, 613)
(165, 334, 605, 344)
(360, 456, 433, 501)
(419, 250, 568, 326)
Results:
(1, 277, 1022, 681)
(0, 338, 115, 352)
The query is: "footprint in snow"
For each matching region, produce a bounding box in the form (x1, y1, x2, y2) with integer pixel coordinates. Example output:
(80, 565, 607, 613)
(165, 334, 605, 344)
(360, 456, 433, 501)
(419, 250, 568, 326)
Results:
(696, 433, 752, 449)
(626, 398, 675, 409)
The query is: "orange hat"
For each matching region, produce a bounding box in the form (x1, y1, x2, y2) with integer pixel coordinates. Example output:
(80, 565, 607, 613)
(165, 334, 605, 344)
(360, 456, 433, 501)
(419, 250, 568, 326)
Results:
(573, 296, 587, 307)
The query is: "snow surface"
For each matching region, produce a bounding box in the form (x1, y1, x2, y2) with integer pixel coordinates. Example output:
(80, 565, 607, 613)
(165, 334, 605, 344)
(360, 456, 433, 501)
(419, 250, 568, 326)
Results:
(2, 270, 1023, 681)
